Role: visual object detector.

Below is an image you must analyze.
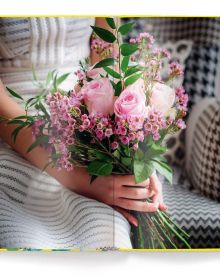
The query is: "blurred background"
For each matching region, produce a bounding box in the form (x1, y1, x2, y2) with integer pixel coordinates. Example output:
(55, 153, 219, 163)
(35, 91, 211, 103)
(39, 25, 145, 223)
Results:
(122, 17, 220, 248)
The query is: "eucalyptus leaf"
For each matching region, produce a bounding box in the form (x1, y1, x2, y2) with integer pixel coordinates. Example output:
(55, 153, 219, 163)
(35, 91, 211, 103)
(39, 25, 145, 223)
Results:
(124, 73, 142, 87)
(105, 18, 116, 29)
(104, 67, 121, 79)
(121, 56, 129, 72)
(91, 26, 116, 43)
(93, 58, 115, 69)
(120, 43, 139, 56)
(125, 66, 142, 78)
(118, 22, 135, 35)
(115, 81, 122, 96)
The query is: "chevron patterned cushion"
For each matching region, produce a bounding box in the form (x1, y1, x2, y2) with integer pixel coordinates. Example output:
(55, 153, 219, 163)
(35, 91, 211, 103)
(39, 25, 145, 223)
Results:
(186, 98, 220, 201)
(160, 168, 220, 248)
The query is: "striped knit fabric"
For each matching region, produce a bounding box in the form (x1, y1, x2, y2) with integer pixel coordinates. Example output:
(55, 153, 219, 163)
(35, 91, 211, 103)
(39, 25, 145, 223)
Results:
(0, 17, 132, 250)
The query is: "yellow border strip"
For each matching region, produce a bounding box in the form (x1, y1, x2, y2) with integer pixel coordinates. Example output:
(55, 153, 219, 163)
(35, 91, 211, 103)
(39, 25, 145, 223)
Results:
(0, 15, 220, 18)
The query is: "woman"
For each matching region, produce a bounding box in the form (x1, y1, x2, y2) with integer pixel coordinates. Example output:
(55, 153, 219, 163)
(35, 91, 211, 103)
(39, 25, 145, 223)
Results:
(0, 17, 167, 249)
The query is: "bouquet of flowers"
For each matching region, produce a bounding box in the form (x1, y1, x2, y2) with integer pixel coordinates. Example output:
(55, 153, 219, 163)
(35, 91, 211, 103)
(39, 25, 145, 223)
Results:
(2, 18, 190, 249)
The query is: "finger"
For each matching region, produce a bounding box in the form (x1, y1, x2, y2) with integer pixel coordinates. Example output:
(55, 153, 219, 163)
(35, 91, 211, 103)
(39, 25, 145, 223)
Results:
(113, 206, 138, 227)
(118, 186, 152, 199)
(116, 175, 150, 188)
(149, 173, 168, 211)
(116, 197, 159, 212)
(159, 202, 168, 211)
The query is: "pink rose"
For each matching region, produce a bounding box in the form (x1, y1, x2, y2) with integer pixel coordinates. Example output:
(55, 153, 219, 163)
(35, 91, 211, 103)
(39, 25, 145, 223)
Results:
(86, 67, 105, 79)
(81, 78, 114, 116)
(150, 82, 175, 115)
(114, 79, 147, 119)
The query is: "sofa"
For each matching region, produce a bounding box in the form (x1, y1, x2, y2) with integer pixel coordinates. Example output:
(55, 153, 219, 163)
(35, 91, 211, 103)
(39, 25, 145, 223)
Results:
(123, 17, 220, 248)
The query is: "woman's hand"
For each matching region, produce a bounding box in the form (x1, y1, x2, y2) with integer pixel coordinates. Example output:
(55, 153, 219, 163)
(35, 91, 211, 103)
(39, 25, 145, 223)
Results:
(110, 173, 168, 227)
(62, 168, 167, 228)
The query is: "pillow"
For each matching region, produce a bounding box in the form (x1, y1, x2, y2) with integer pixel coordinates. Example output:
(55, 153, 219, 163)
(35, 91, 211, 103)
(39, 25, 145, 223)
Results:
(185, 97, 220, 201)
(183, 45, 219, 109)
(158, 40, 192, 166)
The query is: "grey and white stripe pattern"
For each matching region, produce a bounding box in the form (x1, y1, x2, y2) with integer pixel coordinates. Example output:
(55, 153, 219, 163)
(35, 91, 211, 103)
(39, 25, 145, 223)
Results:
(0, 17, 132, 250)
(0, 145, 132, 249)
(186, 97, 220, 201)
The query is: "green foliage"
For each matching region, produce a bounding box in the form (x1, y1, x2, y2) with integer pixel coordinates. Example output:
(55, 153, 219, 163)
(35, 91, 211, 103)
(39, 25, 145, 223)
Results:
(6, 87, 24, 101)
(93, 58, 116, 69)
(118, 22, 135, 35)
(124, 72, 143, 86)
(91, 26, 116, 43)
(125, 65, 142, 78)
(120, 43, 139, 56)
(105, 18, 116, 29)
(114, 81, 122, 96)
(152, 159, 173, 184)
(104, 66, 121, 79)
(121, 56, 129, 72)
(88, 160, 113, 176)
(56, 73, 70, 86)
(134, 160, 154, 184)
(27, 135, 49, 153)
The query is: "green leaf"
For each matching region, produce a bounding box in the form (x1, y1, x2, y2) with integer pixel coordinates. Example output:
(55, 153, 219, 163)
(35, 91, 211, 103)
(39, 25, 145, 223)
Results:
(104, 67, 121, 79)
(46, 71, 53, 87)
(91, 26, 116, 43)
(90, 175, 97, 184)
(115, 81, 122, 96)
(7, 119, 27, 125)
(121, 157, 132, 166)
(105, 18, 116, 29)
(120, 43, 139, 56)
(93, 58, 115, 69)
(152, 159, 173, 184)
(118, 22, 135, 35)
(134, 148, 144, 160)
(27, 135, 49, 153)
(56, 73, 70, 86)
(124, 73, 142, 87)
(121, 56, 129, 72)
(125, 66, 142, 78)
(6, 87, 23, 101)
(145, 143, 167, 160)
(32, 64, 38, 81)
(113, 149, 120, 159)
(134, 160, 154, 184)
(11, 124, 27, 143)
(95, 151, 112, 162)
(88, 160, 113, 176)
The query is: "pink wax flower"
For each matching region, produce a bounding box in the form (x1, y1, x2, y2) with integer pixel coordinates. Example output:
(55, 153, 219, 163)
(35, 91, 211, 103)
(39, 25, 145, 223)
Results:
(176, 119, 186, 129)
(169, 62, 184, 77)
(74, 69, 86, 80)
(111, 141, 119, 150)
(150, 82, 175, 115)
(81, 78, 114, 116)
(114, 79, 147, 119)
